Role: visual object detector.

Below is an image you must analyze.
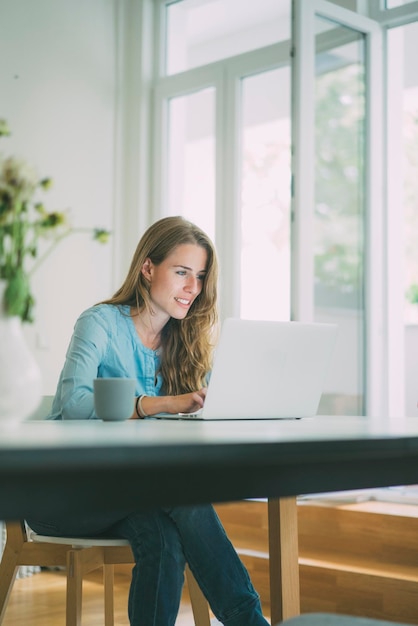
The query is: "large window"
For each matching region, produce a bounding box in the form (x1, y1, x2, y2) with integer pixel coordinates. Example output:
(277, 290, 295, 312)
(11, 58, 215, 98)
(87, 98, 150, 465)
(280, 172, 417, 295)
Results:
(148, 0, 418, 418)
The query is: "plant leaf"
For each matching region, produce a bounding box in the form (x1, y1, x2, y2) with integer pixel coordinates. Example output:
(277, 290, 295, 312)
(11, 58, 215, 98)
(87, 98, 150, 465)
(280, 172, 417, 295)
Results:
(4, 271, 30, 319)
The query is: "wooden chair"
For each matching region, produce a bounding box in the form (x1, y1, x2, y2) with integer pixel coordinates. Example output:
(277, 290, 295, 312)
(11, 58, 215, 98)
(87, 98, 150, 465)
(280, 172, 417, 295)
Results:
(0, 520, 211, 626)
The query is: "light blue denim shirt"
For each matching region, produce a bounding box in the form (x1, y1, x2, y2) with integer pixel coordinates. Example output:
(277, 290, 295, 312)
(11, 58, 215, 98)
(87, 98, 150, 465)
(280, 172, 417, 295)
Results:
(48, 304, 163, 420)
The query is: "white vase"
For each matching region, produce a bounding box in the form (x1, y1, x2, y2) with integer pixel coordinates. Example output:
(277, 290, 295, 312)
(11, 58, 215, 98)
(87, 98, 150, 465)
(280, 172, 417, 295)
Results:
(0, 280, 42, 425)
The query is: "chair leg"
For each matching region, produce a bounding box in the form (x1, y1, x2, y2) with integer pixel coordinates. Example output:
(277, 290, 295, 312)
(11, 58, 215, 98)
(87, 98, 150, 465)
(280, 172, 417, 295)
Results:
(66, 549, 83, 626)
(0, 544, 19, 625)
(103, 564, 114, 626)
(185, 564, 211, 626)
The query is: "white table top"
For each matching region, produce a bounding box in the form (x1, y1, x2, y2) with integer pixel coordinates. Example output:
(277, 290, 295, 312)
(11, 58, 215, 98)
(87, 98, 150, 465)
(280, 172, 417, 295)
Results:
(2, 414, 418, 447)
(1, 415, 418, 520)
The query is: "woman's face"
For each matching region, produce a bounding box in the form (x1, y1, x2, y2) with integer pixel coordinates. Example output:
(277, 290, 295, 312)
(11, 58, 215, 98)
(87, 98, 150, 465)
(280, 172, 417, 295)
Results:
(142, 243, 208, 322)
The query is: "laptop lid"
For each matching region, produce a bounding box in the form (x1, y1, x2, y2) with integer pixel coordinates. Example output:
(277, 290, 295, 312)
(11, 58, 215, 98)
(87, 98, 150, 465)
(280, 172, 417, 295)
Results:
(198, 318, 337, 420)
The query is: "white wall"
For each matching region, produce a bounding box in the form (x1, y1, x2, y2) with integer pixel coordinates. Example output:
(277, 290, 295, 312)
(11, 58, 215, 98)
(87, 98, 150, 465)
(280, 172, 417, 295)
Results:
(0, 0, 117, 393)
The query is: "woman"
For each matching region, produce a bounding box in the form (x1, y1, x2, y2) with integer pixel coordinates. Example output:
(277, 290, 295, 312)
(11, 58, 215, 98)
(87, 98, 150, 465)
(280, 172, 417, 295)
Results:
(27, 216, 270, 626)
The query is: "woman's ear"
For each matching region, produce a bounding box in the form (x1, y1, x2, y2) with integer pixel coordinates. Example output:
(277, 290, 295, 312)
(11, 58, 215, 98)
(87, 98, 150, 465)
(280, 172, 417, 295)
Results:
(141, 258, 153, 282)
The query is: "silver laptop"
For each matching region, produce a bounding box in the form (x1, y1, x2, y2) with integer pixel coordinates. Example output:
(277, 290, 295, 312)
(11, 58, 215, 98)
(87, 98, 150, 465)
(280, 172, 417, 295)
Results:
(155, 318, 337, 420)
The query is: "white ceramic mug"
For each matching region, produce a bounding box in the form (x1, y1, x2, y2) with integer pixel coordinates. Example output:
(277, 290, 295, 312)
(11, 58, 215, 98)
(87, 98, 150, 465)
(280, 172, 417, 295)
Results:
(93, 377, 136, 421)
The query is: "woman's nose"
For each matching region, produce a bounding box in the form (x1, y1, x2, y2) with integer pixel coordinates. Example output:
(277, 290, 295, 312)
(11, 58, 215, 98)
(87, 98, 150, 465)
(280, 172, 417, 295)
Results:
(185, 276, 198, 293)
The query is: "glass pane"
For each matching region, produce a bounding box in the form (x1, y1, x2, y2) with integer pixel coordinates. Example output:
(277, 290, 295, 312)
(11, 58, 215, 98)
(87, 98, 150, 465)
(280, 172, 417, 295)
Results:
(388, 22, 418, 416)
(165, 0, 290, 76)
(398, 23, 418, 325)
(166, 88, 216, 240)
(385, 0, 415, 7)
(314, 20, 366, 416)
(239, 67, 291, 321)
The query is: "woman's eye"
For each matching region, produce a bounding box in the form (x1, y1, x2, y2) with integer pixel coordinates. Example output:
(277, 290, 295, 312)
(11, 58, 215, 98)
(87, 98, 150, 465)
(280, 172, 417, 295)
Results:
(176, 270, 186, 276)
(197, 274, 205, 281)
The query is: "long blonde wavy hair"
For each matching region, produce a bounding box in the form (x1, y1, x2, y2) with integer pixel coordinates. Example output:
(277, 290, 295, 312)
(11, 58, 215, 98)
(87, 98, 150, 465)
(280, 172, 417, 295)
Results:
(101, 216, 219, 395)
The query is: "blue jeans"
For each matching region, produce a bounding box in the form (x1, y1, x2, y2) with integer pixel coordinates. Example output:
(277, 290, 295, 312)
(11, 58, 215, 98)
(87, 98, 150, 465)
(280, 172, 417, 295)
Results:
(27, 504, 270, 626)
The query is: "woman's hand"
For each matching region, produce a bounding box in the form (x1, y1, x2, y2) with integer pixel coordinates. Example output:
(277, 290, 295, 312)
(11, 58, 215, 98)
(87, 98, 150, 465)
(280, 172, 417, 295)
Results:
(136, 389, 207, 417)
(166, 389, 207, 415)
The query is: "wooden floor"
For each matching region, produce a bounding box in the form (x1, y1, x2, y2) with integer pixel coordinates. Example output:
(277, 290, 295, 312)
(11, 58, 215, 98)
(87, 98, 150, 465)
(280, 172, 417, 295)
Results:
(2, 569, 200, 626)
(216, 499, 418, 625)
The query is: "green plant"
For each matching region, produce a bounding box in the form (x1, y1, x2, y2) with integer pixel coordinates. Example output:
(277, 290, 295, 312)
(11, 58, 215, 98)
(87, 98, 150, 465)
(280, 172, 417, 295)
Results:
(406, 283, 418, 305)
(0, 119, 110, 322)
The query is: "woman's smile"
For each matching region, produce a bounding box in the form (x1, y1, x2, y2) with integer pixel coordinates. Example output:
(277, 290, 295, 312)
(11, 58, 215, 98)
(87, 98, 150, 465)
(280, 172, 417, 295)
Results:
(174, 297, 192, 307)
